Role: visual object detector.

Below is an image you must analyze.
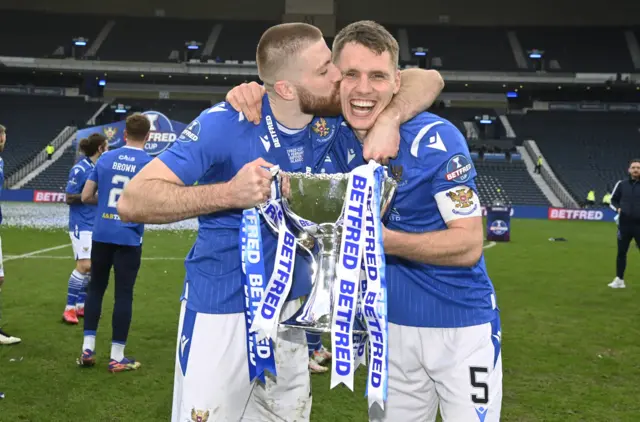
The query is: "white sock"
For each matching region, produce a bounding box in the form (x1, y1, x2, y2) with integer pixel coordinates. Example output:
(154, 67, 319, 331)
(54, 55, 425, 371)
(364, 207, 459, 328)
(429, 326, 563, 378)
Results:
(111, 343, 125, 362)
(83, 335, 96, 352)
(65, 305, 75, 311)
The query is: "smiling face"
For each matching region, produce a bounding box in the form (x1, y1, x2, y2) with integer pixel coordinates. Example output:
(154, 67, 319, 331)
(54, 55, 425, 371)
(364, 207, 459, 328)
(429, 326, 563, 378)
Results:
(331, 21, 401, 139)
(336, 42, 400, 137)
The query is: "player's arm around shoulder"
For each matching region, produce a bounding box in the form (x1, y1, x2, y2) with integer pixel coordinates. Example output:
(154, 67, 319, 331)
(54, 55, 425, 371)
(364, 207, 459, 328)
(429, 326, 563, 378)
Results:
(118, 105, 274, 224)
(384, 120, 483, 267)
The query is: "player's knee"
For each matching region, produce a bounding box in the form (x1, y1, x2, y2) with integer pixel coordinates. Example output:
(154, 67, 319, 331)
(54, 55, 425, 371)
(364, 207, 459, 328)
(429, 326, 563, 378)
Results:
(76, 259, 91, 274)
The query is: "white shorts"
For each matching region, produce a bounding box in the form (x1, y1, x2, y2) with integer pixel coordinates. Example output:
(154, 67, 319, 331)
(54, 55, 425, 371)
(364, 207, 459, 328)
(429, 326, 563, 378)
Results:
(69, 231, 92, 261)
(171, 299, 311, 422)
(369, 318, 503, 422)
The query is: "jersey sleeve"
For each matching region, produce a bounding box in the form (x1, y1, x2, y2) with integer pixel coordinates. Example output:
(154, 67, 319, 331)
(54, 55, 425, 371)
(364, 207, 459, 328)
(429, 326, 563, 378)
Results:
(408, 120, 481, 223)
(87, 163, 99, 184)
(65, 165, 86, 194)
(157, 105, 232, 186)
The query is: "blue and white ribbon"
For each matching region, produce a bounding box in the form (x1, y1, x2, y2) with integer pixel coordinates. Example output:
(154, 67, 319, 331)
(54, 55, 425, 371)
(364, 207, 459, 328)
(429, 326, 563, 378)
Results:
(362, 164, 389, 410)
(240, 208, 277, 383)
(250, 176, 298, 342)
(331, 163, 375, 391)
(353, 262, 369, 370)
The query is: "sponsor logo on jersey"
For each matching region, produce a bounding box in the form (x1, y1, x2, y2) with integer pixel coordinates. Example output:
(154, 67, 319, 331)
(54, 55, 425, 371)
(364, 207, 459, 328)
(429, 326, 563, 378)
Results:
(265, 115, 281, 148)
(143, 111, 178, 155)
(177, 120, 201, 143)
(445, 154, 472, 183)
(118, 154, 136, 162)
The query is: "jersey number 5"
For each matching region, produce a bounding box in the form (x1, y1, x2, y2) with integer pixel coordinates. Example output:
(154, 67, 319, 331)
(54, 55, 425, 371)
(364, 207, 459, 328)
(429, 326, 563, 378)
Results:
(107, 175, 131, 208)
(470, 366, 489, 404)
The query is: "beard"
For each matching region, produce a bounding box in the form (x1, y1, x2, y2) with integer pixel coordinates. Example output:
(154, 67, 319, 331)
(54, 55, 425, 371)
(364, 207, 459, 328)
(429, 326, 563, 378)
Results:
(296, 83, 342, 117)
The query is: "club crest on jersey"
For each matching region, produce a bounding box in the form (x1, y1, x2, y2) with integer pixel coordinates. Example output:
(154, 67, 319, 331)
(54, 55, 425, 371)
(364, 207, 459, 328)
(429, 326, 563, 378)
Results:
(448, 187, 474, 208)
(445, 154, 472, 183)
(102, 126, 118, 141)
(311, 118, 334, 142)
(142, 111, 178, 156)
(447, 187, 478, 215)
(191, 408, 210, 422)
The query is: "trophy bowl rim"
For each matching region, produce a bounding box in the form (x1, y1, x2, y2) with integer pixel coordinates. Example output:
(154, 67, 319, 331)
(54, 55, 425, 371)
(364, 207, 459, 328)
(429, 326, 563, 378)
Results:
(280, 171, 399, 188)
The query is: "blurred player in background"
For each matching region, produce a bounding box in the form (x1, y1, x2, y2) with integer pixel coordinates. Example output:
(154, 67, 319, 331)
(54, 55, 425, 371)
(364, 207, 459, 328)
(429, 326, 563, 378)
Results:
(77, 114, 152, 372)
(62, 134, 108, 325)
(119, 21, 441, 421)
(307, 332, 331, 373)
(608, 158, 640, 289)
(0, 124, 21, 345)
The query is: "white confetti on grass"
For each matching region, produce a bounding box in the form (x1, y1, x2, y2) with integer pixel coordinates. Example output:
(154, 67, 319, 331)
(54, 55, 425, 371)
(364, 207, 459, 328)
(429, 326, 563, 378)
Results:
(1, 203, 199, 231)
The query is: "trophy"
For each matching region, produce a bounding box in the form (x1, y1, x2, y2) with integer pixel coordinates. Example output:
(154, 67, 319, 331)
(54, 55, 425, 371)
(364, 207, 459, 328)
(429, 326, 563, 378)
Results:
(260, 170, 397, 334)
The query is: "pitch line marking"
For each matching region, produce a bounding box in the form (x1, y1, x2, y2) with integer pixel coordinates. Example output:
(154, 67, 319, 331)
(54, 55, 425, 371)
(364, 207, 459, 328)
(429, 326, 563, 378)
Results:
(4, 244, 71, 262)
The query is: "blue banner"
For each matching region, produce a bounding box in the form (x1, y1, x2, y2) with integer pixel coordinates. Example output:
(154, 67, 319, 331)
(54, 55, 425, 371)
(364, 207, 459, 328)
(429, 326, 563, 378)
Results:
(74, 111, 187, 157)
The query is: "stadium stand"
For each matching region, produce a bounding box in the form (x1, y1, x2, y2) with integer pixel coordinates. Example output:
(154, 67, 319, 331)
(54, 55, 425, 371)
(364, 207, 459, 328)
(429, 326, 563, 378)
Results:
(405, 26, 517, 71)
(20, 98, 213, 191)
(23, 148, 77, 191)
(516, 27, 634, 73)
(0, 10, 105, 58)
(97, 17, 214, 62)
(509, 111, 640, 205)
(474, 160, 550, 206)
(104, 99, 212, 125)
(212, 21, 279, 62)
(0, 95, 103, 178)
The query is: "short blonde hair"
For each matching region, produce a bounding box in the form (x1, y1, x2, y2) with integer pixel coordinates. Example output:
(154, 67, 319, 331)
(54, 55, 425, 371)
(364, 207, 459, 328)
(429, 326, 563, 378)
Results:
(256, 23, 323, 85)
(332, 21, 399, 66)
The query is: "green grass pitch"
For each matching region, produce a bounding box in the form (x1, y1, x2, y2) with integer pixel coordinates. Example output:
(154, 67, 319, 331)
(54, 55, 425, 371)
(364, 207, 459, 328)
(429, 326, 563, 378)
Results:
(0, 219, 639, 421)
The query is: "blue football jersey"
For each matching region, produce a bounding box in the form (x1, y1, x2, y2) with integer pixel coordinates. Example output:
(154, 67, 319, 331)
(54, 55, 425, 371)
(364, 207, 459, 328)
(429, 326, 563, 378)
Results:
(66, 157, 97, 233)
(90, 146, 152, 246)
(323, 112, 498, 328)
(156, 96, 342, 314)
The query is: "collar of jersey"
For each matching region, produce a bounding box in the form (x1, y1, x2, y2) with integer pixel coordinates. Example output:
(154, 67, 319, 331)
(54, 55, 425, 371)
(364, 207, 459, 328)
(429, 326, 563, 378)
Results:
(276, 121, 307, 135)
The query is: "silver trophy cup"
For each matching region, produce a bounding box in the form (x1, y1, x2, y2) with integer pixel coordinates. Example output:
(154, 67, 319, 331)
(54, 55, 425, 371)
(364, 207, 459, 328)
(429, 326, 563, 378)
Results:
(261, 171, 397, 334)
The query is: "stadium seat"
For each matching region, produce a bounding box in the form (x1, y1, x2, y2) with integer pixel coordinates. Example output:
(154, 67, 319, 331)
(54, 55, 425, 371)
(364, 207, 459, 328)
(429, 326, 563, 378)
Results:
(97, 17, 214, 62)
(0, 10, 105, 58)
(23, 148, 78, 192)
(474, 160, 550, 206)
(1, 95, 103, 179)
(516, 27, 634, 73)
(404, 26, 518, 71)
(509, 110, 640, 205)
